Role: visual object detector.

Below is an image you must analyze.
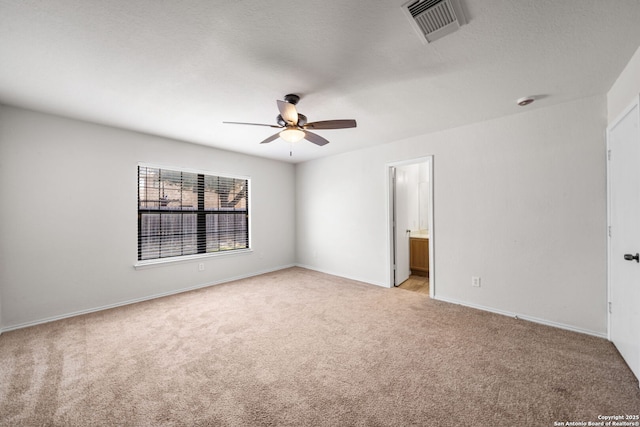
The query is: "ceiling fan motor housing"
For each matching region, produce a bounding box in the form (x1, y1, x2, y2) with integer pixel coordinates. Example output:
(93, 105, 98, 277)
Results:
(283, 94, 300, 105)
(277, 113, 306, 127)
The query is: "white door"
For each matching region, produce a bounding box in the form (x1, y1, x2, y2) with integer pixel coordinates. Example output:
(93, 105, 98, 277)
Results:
(394, 168, 411, 285)
(608, 98, 640, 384)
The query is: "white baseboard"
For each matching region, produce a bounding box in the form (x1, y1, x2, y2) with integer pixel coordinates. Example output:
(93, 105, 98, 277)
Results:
(2, 265, 608, 342)
(294, 267, 606, 339)
(434, 295, 608, 339)
(295, 263, 389, 288)
(0, 264, 296, 333)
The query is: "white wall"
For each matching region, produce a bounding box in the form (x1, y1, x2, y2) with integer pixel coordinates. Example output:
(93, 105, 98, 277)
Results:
(608, 45, 640, 121)
(397, 163, 420, 232)
(418, 162, 430, 232)
(296, 95, 608, 336)
(0, 105, 296, 329)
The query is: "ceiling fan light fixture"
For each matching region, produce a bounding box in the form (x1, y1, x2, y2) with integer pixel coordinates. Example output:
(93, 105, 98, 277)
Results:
(279, 128, 305, 143)
(223, 94, 356, 148)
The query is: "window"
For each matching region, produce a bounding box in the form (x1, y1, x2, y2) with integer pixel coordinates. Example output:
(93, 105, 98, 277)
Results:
(137, 165, 249, 262)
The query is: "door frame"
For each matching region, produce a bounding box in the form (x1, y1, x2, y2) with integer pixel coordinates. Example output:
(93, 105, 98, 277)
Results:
(386, 156, 435, 298)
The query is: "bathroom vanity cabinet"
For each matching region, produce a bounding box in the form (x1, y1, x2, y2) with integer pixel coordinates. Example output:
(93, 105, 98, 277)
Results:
(409, 237, 429, 276)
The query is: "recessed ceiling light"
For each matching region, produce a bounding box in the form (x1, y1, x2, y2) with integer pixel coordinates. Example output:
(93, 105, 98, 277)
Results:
(517, 96, 535, 106)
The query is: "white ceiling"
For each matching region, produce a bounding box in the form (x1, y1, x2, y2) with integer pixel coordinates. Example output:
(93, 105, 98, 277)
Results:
(2, 1, 640, 163)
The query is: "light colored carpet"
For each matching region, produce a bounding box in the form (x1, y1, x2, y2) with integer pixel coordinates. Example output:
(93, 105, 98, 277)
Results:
(1, 267, 638, 426)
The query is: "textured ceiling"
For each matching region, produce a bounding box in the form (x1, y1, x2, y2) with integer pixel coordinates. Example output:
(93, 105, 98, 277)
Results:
(2, 0, 640, 163)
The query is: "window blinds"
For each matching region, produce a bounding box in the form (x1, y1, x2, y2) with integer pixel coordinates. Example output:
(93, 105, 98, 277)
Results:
(138, 166, 249, 261)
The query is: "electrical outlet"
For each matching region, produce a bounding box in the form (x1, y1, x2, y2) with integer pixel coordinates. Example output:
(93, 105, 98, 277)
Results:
(198, 263, 205, 272)
(471, 276, 481, 287)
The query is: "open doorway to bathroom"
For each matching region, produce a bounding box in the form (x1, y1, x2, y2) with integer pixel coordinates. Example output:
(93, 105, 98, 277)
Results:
(388, 156, 434, 298)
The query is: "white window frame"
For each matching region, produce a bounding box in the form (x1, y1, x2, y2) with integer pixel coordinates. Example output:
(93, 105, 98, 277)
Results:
(135, 163, 252, 268)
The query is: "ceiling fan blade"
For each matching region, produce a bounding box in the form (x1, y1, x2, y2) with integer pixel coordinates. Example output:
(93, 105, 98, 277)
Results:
(259, 132, 282, 144)
(303, 119, 357, 130)
(277, 100, 298, 126)
(303, 130, 330, 146)
(223, 121, 282, 128)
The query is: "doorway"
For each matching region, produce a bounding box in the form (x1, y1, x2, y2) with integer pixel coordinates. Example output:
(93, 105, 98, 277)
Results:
(388, 156, 434, 298)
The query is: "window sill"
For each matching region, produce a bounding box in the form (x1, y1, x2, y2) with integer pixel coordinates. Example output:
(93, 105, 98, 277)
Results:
(134, 249, 253, 270)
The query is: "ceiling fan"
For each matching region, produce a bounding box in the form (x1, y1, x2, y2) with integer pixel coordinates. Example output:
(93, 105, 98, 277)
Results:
(223, 94, 357, 146)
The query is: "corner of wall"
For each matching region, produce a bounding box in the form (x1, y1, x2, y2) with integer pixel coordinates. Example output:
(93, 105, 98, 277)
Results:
(608, 44, 640, 122)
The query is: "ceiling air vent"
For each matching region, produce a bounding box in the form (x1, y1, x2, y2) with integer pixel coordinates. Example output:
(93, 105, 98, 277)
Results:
(402, 0, 467, 43)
